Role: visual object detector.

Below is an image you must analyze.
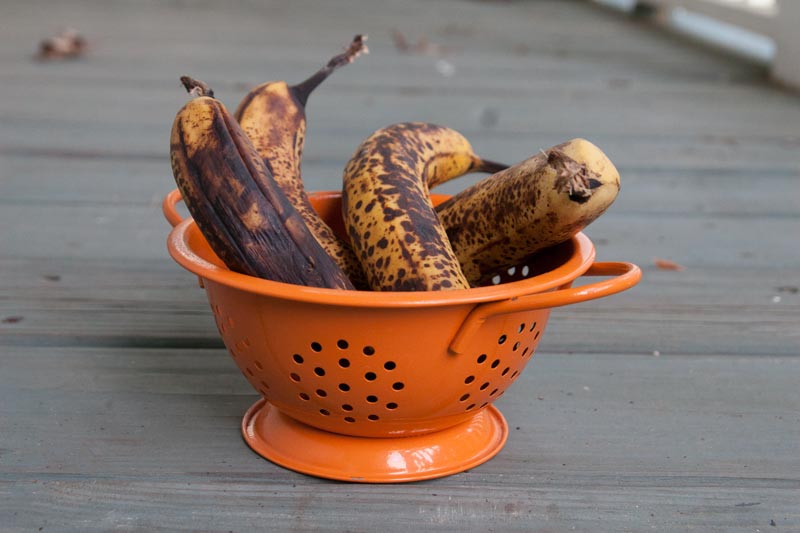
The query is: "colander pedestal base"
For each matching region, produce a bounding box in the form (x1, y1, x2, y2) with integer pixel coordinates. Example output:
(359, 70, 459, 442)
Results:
(241, 398, 508, 483)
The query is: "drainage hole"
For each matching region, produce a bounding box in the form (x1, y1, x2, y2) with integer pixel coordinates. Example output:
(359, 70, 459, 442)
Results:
(477, 354, 487, 364)
(392, 382, 405, 391)
(459, 393, 470, 402)
(367, 414, 380, 421)
(342, 404, 353, 411)
(337, 339, 349, 349)
(254, 361, 263, 370)
(292, 354, 304, 364)
(344, 417, 356, 423)
(311, 342, 323, 352)
(290, 373, 301, 382)
(513, 342, 520, 351)
(338, 358, 350, 368)
(299, 392, 310, 401)
(511, 370, 519, 379)
(319, 409, 330, 416)
(364, 372, 377, 381)
(490, 388, 498, 396)
(363, 345, 375, 356)
(534, 331, 541, 340)
(366, 395, 378, 403)
(498, 334, 507, 344)
(338, 383, 351, 392)
(383, 361, 396, 371)
(260, 380, 270, 390)
(501, 367, 510, 376)
(245, 367, 254, 376)
(316, 389, 328, 397)
(491, 359, 500, 368)
(466, 404, 476, 411)
(518, 323, 525, 333)
(314, 367, 326, 377)
(480, 382, 490, 391)
(530, 322, 537, 332)
(522, 347, 529, 357)
(464, 375, 475, 384)
(386, 402, 398, 410)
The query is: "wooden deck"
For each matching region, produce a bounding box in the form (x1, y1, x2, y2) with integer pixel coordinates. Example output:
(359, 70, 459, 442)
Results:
(1, 0, 798, 530)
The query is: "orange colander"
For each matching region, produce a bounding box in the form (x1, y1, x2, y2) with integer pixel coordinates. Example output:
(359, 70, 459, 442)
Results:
(164, 189, 641, 482)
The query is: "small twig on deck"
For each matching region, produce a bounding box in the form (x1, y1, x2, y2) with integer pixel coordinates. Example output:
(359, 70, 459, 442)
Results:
(390, 29, 457, 56)
(36, 28, 87, 61)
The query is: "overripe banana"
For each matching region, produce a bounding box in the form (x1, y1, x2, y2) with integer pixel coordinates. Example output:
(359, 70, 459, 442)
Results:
(436, 138, 620, 284)
(235, 35, 368, 287)
(170, 77, 354, 290)
(342, 122, 507, 291)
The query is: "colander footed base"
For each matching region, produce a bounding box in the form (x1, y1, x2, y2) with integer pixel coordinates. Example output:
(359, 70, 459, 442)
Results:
(241, 398, 508, 483)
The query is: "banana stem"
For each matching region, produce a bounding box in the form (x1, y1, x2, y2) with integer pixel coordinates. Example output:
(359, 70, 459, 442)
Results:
(180, 76, 215, 98)
(291, 34, 368, 106)
(476, 158, 509, 174)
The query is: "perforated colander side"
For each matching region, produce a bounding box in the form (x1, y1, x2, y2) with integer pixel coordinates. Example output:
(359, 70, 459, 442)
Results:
(278, 338, 406, 425)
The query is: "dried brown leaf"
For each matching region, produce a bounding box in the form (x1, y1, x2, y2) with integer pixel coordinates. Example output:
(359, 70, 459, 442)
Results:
(36, 28, 87, 60)
(654, 258, 685, 271)
(390, 29, 456, 56)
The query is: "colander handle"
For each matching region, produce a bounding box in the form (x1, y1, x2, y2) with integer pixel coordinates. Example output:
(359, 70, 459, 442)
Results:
(162, 188, 206, 289)
(449, 261, 641, 354)
(163, 188, 185, 228)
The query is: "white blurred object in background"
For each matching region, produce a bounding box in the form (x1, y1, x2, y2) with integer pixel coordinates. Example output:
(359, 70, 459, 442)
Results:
(591, 0, 798, 88)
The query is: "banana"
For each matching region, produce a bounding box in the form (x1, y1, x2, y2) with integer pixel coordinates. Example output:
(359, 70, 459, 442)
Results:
(436, 138, 620, 285)
(342, 122, 507, 291)
(235, 35, 368, 287)
(170, 77, 355, 290)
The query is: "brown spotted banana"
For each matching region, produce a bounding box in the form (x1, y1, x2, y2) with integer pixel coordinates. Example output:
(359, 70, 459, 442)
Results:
(342, 122, 507, 291)
(235, 35, 369, 288)
(436, 138, 620, 285)
(170, 76, 354, 289)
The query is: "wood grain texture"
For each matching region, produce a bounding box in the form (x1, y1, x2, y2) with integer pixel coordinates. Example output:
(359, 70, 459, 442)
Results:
(1, 0, 798, 530)
(1, 347, 798, 530)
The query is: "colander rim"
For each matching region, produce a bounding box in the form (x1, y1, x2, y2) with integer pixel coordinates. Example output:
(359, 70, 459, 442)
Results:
(167, 218, 596, 308)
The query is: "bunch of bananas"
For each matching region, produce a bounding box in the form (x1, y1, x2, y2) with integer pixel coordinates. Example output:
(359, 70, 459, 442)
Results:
(170, 35, 621, 292)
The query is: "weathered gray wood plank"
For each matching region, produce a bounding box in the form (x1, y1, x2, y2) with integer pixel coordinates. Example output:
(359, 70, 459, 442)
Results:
(0, 0, 765, 75)
(1, 347, 798, 530)
(2, 477, 798, 531)
(3, 80, 799, 157)
(1, 1, 797, 170)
